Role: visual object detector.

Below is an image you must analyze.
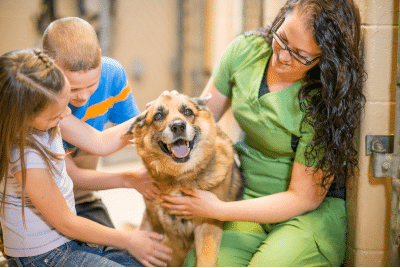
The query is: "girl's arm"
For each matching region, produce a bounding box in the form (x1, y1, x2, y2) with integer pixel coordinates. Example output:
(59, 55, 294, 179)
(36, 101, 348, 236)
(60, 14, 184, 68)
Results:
(14, 168, 171, 267)
(65, 155, 159, 200)
(161, 161, 332, 223)
(59, 114, 134, 157)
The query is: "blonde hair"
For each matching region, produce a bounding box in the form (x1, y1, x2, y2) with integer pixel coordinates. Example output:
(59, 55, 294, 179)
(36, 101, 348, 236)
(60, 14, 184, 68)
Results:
(0, 49, 66, 225)
(42, 17, 101, 71)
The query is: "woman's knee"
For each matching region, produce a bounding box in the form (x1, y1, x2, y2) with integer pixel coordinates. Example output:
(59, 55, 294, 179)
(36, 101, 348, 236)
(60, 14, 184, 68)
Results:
(248, 238, 332, 267)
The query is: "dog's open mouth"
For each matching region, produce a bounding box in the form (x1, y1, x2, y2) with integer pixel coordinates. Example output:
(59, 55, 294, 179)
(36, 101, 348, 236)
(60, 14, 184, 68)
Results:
(158, 137, 196, 163)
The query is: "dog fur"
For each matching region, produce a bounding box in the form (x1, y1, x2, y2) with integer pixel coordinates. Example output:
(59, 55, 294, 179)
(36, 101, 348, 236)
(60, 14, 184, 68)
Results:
(125, 91, 243, 266)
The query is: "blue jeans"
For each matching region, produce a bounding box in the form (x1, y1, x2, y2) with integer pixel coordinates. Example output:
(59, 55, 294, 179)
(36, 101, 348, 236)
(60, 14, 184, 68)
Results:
(7, 240, 143, 267)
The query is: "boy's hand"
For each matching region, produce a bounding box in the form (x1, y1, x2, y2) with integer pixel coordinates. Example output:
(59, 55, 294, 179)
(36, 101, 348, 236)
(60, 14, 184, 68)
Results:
(126, 231, 172, 267)
(125, 166, 160, 200)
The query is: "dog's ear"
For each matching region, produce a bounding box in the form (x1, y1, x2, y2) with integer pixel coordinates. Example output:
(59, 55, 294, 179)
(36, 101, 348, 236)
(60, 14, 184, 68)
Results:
(190, 93, 212, 111)
(124, 111, 148, 135)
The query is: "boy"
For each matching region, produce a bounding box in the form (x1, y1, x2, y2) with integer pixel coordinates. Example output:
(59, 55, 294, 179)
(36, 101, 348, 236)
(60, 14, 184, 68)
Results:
(42, 17, 153, 229)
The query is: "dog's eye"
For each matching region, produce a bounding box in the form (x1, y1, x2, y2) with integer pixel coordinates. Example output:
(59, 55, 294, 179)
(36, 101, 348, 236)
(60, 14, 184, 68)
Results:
(183, 108, 193, 116)
(153, 112, 164, 121)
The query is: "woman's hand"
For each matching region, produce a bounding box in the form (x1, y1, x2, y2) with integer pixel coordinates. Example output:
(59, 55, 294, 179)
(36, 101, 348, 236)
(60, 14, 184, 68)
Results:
(126, 230, 172, 267)
(161, 188, 223, 220)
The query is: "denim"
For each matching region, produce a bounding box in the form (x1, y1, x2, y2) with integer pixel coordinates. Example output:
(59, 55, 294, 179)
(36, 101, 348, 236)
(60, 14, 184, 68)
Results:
(7, 240, 143, 267)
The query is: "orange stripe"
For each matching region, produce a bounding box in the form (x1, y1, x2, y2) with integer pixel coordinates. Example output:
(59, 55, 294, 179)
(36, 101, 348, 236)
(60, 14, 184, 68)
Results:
(81, 84, 131, 121)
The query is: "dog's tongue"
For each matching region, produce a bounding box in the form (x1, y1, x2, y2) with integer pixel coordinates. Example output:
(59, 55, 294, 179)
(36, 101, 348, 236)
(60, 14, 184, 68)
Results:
(171, 141, 190, 158)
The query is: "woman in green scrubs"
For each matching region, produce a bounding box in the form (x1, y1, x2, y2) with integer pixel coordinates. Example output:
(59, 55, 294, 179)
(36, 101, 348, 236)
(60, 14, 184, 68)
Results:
(162, 0, 366, 266)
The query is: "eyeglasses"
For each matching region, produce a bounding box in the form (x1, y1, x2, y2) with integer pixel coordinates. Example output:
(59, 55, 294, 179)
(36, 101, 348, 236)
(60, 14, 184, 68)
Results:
(271, 17, 320, 66)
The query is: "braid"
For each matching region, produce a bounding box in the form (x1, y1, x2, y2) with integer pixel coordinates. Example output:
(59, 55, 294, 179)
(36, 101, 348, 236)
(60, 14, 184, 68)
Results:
(31, 50, 56, 81)
(34, 50, 54, 70)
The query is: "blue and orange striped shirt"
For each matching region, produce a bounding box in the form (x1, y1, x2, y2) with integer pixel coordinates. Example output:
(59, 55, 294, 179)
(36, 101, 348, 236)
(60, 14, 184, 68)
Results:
(66, 57, 139, 149)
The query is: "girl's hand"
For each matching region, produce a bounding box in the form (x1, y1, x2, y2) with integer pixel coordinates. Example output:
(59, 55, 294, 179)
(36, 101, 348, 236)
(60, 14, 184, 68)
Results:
(126, 230, 172, 267)
(161, 188, 222, 220)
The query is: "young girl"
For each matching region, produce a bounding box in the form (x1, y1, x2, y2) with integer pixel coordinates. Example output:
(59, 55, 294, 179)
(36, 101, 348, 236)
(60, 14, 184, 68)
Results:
(0, 49, 172, 267)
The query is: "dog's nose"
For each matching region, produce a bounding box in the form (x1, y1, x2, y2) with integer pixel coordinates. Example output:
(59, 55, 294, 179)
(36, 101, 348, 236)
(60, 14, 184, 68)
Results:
(170, 121, 186, 135)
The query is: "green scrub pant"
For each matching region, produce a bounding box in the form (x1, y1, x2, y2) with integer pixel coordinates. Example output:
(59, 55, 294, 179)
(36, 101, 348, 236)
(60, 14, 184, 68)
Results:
(184, 197, 346, 267)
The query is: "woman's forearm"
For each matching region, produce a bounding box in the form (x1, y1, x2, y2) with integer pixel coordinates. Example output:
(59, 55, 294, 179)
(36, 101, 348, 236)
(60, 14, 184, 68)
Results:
(216, 162, 328, 223)
(216, 191, 321, 223)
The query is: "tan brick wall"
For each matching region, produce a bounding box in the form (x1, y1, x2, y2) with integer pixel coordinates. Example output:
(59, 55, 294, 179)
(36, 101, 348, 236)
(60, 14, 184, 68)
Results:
(345, 0, 399, 266)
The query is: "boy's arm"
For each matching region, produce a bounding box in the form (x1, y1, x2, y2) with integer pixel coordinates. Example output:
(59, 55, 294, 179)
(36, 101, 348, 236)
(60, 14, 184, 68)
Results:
(59, 114, 135, 157)
(65, 155, 159, 200)
(13, 168, 171, 266)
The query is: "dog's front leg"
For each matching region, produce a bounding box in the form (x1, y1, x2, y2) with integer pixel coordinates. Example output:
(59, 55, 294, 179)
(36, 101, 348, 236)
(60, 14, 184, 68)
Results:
(194, 220, 224, 267)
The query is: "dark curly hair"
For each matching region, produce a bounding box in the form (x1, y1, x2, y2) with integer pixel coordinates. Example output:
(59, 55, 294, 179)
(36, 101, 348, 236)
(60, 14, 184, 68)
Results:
(261, 0, 366, 190)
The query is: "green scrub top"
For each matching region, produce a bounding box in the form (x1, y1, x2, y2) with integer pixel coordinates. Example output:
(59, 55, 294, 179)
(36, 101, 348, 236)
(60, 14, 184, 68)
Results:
(213, 32, 317, 199)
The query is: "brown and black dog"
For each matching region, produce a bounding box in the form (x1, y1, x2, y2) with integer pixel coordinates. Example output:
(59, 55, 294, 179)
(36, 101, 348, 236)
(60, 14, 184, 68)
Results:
(125, 91, 243, 266)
